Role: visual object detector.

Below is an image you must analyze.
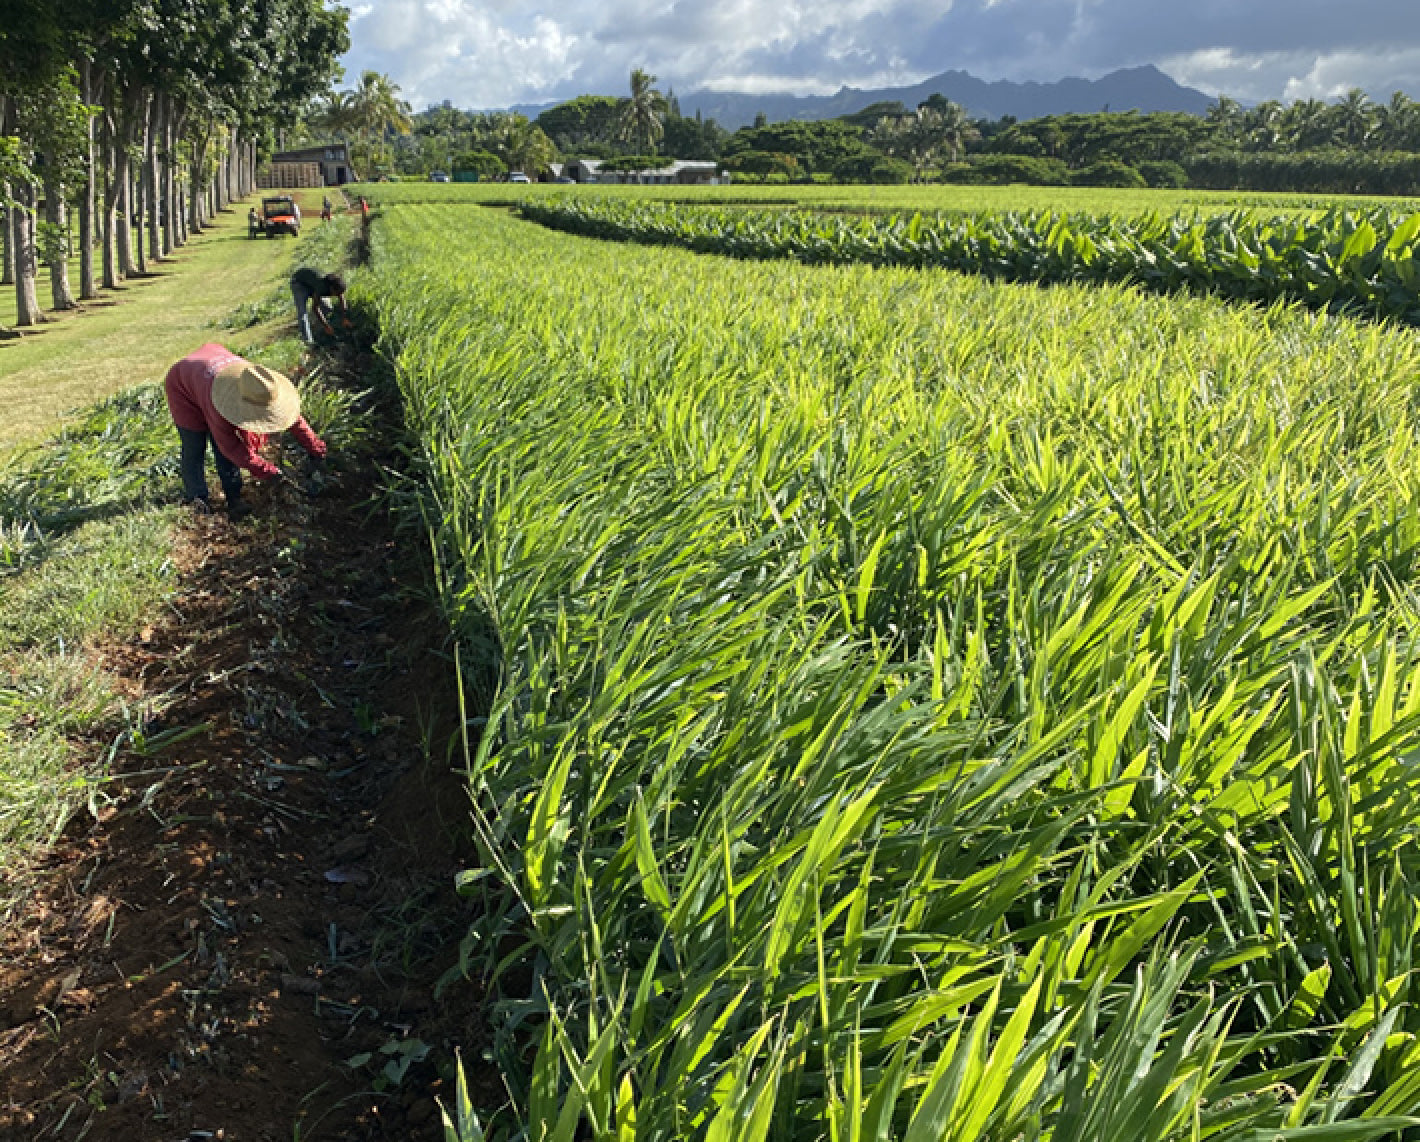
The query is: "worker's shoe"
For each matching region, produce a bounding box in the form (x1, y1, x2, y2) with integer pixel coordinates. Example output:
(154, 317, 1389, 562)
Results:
(185, 497, 213, 516)
(227, 498, 253, 523)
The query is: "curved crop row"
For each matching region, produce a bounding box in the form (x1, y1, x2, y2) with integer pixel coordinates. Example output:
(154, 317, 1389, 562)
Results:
(521, 196, 1420, 323)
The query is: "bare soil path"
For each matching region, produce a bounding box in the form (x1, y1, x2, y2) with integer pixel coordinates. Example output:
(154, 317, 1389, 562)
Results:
(0, 348, 481, 1141)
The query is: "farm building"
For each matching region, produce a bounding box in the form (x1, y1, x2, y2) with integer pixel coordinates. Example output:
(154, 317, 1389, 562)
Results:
(258, 143, 359, 188)
(559, 158, 727, 185)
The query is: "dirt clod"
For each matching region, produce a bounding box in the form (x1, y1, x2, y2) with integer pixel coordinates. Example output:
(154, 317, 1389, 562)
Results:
(279, 973, 321, 997)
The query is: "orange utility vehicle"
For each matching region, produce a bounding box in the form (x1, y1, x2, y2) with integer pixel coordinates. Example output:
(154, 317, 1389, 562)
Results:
(254, 195, 301, 238)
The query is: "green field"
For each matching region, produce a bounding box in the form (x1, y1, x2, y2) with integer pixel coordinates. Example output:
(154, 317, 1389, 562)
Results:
(9, 174, 1420, 1136)
(518, 195, 1420, 325)
(355, 178, 1420, 217)
(360, 201, 1420, 1138)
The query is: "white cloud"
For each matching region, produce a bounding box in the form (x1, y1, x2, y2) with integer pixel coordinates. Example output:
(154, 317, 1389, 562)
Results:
(349, 1, 581, 107)
(1281, 49, 1420, 101)
(1159, 45, 1420, 104)
(337, 0, 1420, 109)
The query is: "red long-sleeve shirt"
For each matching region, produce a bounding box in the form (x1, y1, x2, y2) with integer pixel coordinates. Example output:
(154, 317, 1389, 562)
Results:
(164, 344, 327, 481)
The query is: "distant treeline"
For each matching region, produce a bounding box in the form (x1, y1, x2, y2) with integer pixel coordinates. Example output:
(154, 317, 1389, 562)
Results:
(391, 87, 1420, 196)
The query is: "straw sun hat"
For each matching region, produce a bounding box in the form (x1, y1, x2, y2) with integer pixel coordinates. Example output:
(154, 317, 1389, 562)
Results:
(211, 360, 302, 434)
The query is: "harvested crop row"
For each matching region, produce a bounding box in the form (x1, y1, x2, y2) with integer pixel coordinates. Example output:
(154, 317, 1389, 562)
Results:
(522, 196, 1420, 324)
(361, 203, 1420, 1140)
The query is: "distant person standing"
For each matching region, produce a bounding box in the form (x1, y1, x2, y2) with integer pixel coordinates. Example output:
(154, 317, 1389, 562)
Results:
(321, 195, 333, 223)
(290, 268, 348, 343)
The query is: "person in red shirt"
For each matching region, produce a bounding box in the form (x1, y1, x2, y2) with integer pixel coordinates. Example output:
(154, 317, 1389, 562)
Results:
(164, 343, 327, 520)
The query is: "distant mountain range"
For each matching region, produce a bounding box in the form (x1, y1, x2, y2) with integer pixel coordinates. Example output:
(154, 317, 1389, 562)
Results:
(511, 66, 1216, 130)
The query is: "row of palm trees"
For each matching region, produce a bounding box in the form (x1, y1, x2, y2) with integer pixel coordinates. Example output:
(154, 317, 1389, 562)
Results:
(308, 68, 668, 177)
(311, 71, 412, 176)
(1208, 90, 1420, 153)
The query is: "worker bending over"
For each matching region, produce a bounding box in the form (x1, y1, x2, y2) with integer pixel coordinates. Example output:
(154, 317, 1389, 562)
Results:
(164, 343, 327, 520)
(291, 268, 348, 343)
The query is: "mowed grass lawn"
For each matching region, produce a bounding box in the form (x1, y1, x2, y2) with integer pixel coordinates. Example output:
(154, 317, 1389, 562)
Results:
(0, 189, 326, 454)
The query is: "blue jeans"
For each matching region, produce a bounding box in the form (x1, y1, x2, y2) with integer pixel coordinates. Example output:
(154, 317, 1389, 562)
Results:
(178, 426, 243, 504)
(292, 282, 319, 342)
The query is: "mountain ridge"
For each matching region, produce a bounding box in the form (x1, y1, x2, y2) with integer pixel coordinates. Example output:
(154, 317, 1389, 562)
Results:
(510, 65, 1216, 130)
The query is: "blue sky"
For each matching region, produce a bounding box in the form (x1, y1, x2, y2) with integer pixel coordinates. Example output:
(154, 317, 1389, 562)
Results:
(339, 0, 1420, 110)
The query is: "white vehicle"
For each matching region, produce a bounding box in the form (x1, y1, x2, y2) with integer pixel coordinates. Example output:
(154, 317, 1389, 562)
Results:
(509, 171, 532, 183)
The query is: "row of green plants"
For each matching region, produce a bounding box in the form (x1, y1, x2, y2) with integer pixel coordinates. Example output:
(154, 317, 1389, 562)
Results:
(363, 201, 1420, 1140)
(520, 196, 1420, 323)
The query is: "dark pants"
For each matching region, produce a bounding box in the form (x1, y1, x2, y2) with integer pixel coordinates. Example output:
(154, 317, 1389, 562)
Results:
(177, 426, 243, 505)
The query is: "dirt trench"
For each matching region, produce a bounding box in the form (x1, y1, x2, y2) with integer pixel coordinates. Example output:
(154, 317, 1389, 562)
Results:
(0, 349, 488, 1140)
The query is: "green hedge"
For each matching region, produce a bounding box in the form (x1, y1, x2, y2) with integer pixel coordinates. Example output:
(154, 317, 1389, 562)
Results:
(1186, 150, 1420, 196)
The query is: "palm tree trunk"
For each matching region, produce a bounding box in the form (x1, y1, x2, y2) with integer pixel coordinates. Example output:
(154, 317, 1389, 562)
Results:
(145, 93, 162, 262)
(189, 128, 208, 233)
(101, 111, 120, 288)
(1, 198, 12, 287)
(12, 181, 43, 326)
(215, 131, 229, 211)
(167, 101, 185, 247)
(115, 91, 140, 277)
(44, 168, 76, 309)
(78, 60, 101, 299)
(133, 160, 146, 274)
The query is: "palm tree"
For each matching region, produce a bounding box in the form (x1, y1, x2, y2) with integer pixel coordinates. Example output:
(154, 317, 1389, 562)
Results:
(617, 69, 668, 153)
(1205, 96, 1244, 144)
(1377, 91, 1418, 151)
(1284, 98, 1333, 149)
(1242, 101, 1284, 151)
(871, 101, 977, 178)
(933, 99, 976, 163)
(313, 90, 356, 141)
(349, 70, 412, 173)
(1333, 88, 1375, 149)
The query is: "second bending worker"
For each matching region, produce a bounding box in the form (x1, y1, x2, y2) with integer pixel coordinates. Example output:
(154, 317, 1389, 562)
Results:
(291, 268, 348, 343)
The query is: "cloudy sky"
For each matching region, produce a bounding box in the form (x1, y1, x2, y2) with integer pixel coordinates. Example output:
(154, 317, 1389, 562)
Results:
(340, 0, 1420, 110)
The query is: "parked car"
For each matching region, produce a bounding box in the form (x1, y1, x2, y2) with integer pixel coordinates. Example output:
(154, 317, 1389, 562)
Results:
(429, 170, 450, 183)
(509, 171, 532, 184)
(554, 176, 575, 183)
